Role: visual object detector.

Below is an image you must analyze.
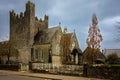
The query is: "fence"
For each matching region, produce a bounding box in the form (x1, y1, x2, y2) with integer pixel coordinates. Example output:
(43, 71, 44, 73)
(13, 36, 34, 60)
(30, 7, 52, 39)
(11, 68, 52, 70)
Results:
(0, 64, 20, 71)
(0, 63, 29, 71)
(31, 63, 83, 76)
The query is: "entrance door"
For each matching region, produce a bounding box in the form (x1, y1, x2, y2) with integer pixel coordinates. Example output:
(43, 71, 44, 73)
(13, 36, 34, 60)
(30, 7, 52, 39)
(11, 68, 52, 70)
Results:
(71, 49, 78, 64)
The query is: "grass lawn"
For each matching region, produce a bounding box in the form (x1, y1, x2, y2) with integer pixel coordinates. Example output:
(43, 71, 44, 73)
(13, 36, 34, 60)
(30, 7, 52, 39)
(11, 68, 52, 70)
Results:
(105, 64, 120, 67)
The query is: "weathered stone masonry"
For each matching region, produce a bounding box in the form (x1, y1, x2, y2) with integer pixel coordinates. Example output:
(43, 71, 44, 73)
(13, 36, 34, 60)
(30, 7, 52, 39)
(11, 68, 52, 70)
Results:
(0, 1, 82, 65)
(9, 1, 48, 64)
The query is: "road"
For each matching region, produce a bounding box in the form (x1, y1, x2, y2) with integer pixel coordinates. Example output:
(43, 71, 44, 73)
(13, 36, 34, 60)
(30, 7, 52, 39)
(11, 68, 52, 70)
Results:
(0, 72, 59, 80)
(0, 70, 109, 80)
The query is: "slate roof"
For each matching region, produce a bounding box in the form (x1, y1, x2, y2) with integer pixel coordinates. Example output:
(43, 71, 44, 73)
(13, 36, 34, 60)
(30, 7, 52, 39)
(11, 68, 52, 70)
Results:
(0, 41, 9, 49)
(103, 49, 120, 58)
(0, 41, 18, 56)
(34, 26, 61, 44)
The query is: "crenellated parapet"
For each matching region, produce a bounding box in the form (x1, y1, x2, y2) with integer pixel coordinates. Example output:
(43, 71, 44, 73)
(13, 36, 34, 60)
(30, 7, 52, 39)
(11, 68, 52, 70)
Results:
(35, 16, 43, 22)
(9, 1, 49, 48)
(34, 15, 48, 35)
(10, 10, 26, 24)
(10, 10, 15, 18)
(35, 15, 48, 23)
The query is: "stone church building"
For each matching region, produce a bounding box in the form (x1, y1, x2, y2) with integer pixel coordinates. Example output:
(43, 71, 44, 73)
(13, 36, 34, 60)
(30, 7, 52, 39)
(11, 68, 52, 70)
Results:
(0, 1, 82, 65)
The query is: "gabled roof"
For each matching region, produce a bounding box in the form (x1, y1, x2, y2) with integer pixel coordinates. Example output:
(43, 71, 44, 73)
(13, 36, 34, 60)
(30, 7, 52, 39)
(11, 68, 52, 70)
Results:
(0, 41, 10, 55)
(64, 33, 73, 37)
(103, 49, 120, 58)
(61, 32, 82, 53)
(0, 41, 18, 55)
(34, 26, 61, 44)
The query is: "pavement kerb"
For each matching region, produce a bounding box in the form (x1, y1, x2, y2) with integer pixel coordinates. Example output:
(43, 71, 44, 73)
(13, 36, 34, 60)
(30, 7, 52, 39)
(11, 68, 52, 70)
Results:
(0, 70, 109, 80)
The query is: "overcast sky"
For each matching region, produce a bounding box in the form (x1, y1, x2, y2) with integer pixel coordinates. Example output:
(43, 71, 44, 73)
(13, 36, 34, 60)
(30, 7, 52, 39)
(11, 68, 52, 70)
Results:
(0, 0, 120, 51)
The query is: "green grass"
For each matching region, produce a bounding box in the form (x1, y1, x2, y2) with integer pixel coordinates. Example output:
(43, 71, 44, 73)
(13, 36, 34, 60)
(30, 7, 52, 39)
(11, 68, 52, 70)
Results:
(109, 64, 120, 67)
(104, 64, 120, 67)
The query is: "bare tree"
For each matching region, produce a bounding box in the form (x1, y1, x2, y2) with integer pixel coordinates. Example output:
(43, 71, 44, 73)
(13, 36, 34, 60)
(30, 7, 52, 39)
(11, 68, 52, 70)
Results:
(116, 21, 120, 42)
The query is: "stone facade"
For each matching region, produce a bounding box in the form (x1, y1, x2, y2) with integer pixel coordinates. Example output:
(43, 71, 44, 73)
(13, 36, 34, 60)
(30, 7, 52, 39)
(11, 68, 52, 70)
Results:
(60, 31, 82, 64)
(0, 1, 81, 65)
(9, 1, 48, 64)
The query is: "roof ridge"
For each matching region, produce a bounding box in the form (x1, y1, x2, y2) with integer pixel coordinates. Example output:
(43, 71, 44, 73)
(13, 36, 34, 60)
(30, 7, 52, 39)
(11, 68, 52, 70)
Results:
(49, 26, 60, 29)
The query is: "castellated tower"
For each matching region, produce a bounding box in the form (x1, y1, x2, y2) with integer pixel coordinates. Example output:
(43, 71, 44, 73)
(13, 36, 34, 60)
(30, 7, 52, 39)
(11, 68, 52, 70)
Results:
(9, 1, 48, 64)
(24, 1, 35, 46)
(10, 1, 35, 48)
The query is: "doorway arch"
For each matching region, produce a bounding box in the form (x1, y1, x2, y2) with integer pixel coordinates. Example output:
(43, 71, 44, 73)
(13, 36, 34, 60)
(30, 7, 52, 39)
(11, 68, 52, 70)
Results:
(71, 48, 78, 64)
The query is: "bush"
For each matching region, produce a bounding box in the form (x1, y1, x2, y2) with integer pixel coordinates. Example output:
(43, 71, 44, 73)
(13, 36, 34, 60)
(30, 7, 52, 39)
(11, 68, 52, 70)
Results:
(106, 53, 119, 64)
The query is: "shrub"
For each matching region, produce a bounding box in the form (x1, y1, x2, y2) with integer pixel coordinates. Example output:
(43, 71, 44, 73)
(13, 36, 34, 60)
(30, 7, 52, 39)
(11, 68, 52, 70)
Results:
(106, 53, 119, 64)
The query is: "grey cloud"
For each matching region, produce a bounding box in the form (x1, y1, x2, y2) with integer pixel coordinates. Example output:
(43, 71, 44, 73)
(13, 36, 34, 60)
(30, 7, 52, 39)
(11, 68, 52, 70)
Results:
(0, 0, 120, 50)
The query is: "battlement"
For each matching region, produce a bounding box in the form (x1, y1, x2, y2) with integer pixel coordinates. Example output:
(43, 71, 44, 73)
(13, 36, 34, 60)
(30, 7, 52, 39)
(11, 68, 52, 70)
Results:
(10, 10, 48, 23)
(10, 1, 48, 24)
(9, 1, 49, 48)
(10, 1, 35, 22)
(35, 15, 48, 22)
(34, 15, 49, 34)
(10, 10, 25, 22)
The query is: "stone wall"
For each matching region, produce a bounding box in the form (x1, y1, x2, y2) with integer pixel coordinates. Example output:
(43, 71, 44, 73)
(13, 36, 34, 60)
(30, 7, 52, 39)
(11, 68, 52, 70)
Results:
(18, 48, 31, 64)
(31, 63, 83, 76)
(51, 27, 62, 64)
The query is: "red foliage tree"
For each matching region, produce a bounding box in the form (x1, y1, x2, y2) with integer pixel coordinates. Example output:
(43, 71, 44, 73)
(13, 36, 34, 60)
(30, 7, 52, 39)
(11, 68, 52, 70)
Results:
(60, 29, 71, 64)
(84, 14, 103, 64)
